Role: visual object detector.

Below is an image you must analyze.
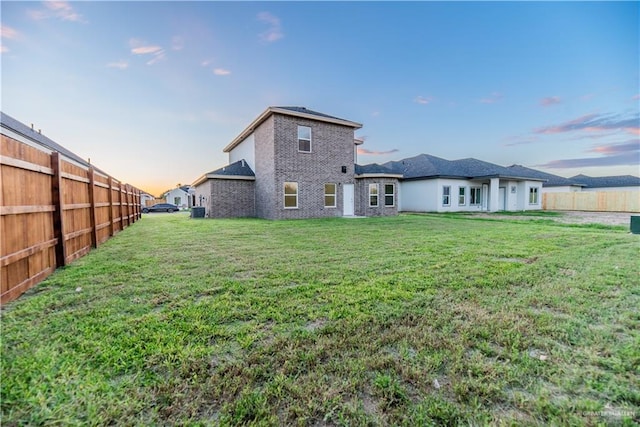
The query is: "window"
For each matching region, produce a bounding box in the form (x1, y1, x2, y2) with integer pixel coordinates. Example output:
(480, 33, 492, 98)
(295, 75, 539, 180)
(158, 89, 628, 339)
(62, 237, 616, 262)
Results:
(369, 183, 378, 207)
(284, 182, 298, 208)
(324, 183, 336, 208)
(442, 186, 451, 206)
(529, 187, 539, 204)
(470, 187, 482, 205)
(298, 126, 311, 152)
(458, 187, 466, 205)
(384, 184, 395, 207)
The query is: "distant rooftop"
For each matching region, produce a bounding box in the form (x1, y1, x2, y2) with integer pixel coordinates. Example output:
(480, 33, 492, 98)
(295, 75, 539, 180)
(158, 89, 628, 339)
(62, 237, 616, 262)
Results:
(507, 164, 582, 187)
(570, 174, 640, 188)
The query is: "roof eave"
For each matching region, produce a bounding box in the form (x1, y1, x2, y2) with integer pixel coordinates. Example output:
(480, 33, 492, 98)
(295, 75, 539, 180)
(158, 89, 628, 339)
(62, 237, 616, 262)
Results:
(223, 107, 363, 153)
(356, 173, 403, 179)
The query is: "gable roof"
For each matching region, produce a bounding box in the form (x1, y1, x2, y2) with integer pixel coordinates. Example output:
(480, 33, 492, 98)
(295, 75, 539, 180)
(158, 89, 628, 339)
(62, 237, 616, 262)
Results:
(506, 164, 583, 187)
(383, 153, 545, 181)
(1, 111, 97, 171)
(223, 106, 362, 153)
(192, 159, 255, 186)
(569, 174, 640, 188)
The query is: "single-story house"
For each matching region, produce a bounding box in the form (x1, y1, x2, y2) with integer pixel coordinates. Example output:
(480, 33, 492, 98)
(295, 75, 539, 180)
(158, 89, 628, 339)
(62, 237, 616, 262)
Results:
(162, 185, 194, 209)
(380, 154, 546, 213)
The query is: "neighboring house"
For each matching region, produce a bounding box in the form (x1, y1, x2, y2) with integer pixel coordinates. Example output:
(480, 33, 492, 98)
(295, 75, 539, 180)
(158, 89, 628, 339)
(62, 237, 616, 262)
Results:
(163, 186, 193, 209)
(381, 154, 546, 212)
(569, 174, 640, 192)
(193, 106, 400, 219)
(140, 192, 155, 208)
(506, 164, 584, 193)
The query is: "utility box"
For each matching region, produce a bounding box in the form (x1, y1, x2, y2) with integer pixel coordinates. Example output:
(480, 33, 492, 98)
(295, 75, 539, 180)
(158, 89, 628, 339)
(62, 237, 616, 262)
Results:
(631, 216, 640, 234)
(191, 207, 205, 218)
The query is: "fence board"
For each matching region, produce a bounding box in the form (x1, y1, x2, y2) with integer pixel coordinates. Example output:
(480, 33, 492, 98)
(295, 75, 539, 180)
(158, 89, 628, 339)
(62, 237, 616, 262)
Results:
(1, 133, 141, 304)
(543, 191, 640, 213)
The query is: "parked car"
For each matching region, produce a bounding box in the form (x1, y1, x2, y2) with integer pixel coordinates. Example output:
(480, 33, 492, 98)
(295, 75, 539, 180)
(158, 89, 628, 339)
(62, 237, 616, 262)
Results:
(142, 203, 180, 213)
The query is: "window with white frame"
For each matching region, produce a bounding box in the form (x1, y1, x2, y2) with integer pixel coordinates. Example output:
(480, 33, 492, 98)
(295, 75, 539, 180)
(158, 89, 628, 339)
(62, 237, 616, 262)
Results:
(298, 126, 311, 152)
(529, 187, 539, 204)
(384, 184, 395, 207)
(458, 187, 466, 205)
(324, 183, 336, 208)
(284, 182, 298, 208)
(470, 187, 482, 205)
(369, 183, 378, 207)
(442, 186, 451, 206)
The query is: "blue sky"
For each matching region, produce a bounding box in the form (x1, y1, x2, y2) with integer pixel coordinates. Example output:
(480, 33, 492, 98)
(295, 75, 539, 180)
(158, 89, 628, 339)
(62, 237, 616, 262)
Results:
(2, 1, 638, 196)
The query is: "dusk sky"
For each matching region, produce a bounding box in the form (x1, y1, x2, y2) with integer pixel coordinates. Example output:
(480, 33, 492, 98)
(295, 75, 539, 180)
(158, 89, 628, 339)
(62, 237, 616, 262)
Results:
(2, 1, 638, 197)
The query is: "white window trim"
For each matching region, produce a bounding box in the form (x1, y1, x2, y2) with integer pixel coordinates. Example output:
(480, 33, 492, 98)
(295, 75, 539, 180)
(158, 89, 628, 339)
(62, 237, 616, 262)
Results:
(458, 186, 466, 206)
(369, 183, 379, 207)
(470, 187, 482, 206)
(529, 187, 539, 205)
(298, 125, 312, 153)
(284, 182, 298, 209)
(384, 183, 395, 207)
(324, 183, 336, 208)
(442, 185, 451, 207)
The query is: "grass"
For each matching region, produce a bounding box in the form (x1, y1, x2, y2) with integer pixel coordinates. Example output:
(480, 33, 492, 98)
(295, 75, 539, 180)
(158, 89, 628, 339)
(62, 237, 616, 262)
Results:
(2, 213, 639, 426)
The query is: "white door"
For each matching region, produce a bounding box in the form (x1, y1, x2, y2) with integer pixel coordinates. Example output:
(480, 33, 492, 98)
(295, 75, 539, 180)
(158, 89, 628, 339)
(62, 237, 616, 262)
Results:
(343, 184, 354, 216)
(499, 187, 506, 211)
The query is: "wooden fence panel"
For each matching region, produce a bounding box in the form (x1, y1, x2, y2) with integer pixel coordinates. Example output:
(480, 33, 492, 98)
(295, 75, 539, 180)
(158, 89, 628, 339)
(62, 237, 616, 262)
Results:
(543, 191, 640, 213)
(1, 133, 142, 304)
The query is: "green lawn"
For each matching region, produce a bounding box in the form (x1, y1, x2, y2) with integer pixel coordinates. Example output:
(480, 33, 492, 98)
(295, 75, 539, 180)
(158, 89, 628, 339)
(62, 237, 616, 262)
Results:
(2, 213, 638, 426)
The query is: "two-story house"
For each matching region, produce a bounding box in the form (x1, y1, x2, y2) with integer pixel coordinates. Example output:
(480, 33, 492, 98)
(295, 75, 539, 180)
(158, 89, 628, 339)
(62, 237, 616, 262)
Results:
(192, 107, 400, 219)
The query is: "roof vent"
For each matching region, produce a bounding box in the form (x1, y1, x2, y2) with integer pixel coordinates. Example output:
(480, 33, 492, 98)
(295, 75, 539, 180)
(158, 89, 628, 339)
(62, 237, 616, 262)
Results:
(241, 159, 245, 167)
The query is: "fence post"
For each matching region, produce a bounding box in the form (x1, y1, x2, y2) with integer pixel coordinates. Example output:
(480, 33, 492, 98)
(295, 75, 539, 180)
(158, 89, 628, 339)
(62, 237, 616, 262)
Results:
(107, 176, 114, 237)
(88, 167, 98, 248)
(119, 182, 125, 230)
(51, 152, 66, 267)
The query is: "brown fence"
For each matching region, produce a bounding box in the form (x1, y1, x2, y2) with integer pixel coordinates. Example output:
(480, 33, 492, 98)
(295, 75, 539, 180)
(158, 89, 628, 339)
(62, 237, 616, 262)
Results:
(145, 198, 166, 207)
(1, 134, 141, 304)
(543, 191, 640, 213)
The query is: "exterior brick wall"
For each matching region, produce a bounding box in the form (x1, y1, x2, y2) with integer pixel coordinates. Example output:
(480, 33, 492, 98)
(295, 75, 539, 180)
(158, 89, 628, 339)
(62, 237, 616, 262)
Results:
(194, 179, 255, 218)
(268, 113, 356, 219)
(254, 116, 277, 219)
(209, 179, 255, 218)
(355, 177, 400, 217)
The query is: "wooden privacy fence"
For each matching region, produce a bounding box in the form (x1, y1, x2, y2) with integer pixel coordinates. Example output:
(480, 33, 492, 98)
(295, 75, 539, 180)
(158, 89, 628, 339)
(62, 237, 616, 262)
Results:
(543, 191, 640, 213)
(1, 134, 141, 304)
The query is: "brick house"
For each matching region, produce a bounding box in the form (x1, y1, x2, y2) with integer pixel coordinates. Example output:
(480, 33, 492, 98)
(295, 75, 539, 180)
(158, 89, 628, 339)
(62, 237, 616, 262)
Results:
(193, 106, 400, 219)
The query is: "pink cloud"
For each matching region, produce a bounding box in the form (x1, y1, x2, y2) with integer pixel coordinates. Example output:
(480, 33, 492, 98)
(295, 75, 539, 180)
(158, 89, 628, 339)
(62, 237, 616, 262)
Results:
(29, 1, 85, 22)
(258, 12, 283, 43)
(129, 39, 166, 65)
(534, 113, 639, 136)
(213, 68, 231, 76)
(540, 96, 561, 107)
(479, 92, 503, 104)
(415, 96, 434, 105)
(357, 147, 399, 156)
(588, 140, 639, 155)
(633, 94, 640, 101)
(1, 25, 19, 40)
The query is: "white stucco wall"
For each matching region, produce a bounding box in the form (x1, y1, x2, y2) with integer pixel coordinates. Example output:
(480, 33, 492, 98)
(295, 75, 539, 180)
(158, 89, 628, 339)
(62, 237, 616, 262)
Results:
(165, 188, 189, 208)
(229, 133, 256, 171)
(399, 178, 544, 212)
